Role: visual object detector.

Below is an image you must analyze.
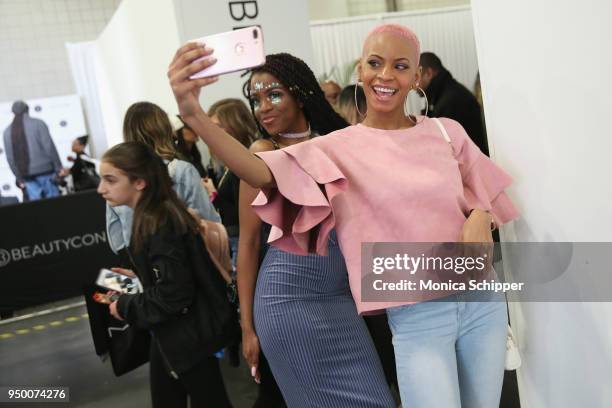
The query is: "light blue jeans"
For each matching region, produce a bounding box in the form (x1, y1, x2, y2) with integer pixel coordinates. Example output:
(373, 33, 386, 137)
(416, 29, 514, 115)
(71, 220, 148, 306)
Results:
(24, 172, 60, 200)
(386, 291, 507, 408)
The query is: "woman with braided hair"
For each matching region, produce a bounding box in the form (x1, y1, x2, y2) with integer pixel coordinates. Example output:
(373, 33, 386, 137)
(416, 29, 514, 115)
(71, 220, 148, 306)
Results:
(230, 53, 394, 407)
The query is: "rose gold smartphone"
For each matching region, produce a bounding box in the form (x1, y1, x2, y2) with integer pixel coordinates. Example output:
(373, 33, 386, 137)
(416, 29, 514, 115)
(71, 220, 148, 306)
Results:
(189, 26, 265, 79)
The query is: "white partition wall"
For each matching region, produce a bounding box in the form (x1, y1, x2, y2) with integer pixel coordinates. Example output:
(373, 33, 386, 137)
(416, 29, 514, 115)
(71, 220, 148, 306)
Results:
(310, 6, 479, 90)
(94, 0, 182, 148)
(471, 1, 612, 407)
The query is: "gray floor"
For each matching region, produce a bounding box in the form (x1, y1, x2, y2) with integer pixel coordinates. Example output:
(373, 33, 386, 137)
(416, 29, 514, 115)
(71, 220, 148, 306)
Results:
(0, 300, 519, 408)
(0, 302, 258, 407)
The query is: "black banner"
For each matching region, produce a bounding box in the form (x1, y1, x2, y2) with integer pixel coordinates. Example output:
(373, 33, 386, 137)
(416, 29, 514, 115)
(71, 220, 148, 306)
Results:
(0, 191, 119, 312)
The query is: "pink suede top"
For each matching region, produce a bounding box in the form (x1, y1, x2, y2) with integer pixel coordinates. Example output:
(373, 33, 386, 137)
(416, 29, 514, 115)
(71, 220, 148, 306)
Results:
(252, 117, 519, 313)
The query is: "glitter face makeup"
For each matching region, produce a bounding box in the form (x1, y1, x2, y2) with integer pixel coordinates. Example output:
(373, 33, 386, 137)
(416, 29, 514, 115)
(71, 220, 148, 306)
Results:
(251, 81, 281, 92)
(251, 91, 284, 111)
(250, 82, 285, 112)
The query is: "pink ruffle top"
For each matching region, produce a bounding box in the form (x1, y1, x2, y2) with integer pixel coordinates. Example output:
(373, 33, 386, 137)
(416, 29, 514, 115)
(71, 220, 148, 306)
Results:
(252, 117, 519, 313)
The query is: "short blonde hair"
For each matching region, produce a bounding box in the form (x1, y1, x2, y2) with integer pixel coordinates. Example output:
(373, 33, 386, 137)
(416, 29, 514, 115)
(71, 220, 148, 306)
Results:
(363, 24, 421, 67)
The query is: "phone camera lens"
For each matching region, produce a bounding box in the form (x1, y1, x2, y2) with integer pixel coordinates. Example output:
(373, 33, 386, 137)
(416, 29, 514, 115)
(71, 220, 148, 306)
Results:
(252, 29, 258, 39)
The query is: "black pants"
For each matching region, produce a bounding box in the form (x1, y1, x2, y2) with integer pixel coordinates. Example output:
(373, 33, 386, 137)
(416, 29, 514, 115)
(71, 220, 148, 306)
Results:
(363, 314, 398, 388)
(253, 352, 286, 408)
(149, 343, 232, 408)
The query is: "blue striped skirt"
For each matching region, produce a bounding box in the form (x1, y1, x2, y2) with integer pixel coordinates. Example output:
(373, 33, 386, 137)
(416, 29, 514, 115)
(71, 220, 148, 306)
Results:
(254, 232, 395, 407)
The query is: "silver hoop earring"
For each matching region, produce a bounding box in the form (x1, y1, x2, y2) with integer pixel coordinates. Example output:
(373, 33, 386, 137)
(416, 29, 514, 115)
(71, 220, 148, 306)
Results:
(354, 82, 366, 118)
(404, 86, 428, 125)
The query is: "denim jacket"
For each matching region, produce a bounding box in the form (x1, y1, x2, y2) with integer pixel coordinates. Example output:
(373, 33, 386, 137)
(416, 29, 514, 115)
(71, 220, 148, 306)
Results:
(106, 159, 220, 253)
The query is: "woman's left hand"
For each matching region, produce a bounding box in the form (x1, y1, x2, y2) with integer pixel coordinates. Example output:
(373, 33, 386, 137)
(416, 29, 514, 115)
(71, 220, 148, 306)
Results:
(109, 300, 124, 321)
(461, 209, 494, 272)
(461, 209, 493, 243)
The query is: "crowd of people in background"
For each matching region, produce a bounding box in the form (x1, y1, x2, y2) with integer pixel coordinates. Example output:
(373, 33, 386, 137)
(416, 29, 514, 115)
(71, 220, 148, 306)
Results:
(1, 50, 486, 204)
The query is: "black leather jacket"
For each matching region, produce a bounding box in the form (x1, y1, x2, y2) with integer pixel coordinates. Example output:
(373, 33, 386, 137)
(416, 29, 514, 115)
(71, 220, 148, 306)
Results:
(117, 225, 239, 375)
(424, 69, 489, 156)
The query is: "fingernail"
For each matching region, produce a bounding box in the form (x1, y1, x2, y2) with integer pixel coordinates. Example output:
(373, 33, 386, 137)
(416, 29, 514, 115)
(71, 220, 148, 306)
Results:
(204, 46, 214, 53)
(250, 366, 256, 377)
(255, 378, 261, 384)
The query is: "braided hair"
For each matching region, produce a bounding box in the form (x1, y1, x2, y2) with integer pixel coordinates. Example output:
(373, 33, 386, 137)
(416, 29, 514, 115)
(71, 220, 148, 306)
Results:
(10, 101, 30, 178)
(242, 53, 348, 138)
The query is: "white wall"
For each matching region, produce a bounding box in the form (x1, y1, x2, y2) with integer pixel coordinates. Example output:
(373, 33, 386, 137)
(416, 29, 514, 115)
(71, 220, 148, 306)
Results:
(306, 0, 469, 20)
(310, 7, 479, 90)
(95, 0, 181, 148)
(308, 0, 350, 20)
(396, 0, 469, 10)
(471, 1, 612, 406)
(0, 0, 120, 102)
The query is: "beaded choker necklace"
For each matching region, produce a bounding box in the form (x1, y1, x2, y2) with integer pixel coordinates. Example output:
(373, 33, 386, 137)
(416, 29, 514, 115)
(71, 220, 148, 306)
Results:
(278, 125, 311, 139)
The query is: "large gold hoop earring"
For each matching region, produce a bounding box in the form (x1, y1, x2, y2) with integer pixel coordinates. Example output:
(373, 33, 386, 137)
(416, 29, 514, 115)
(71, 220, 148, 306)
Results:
(405, 86, 428, 125)
(354, 82, 366, 118)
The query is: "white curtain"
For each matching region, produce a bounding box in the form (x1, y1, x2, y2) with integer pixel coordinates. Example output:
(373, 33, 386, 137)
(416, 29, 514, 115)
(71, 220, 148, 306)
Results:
(65, 41, 107, 158)
(310, 6, 479, 91)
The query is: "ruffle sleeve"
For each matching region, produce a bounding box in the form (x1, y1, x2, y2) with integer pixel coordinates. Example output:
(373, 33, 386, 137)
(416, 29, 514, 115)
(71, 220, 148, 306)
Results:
(462, 157, 519, 226)
(251, 142, 347, 256)
(440, 118, 520, 226)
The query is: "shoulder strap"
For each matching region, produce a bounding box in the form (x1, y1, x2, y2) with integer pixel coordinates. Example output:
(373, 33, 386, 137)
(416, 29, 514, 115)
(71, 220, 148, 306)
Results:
(198, 219, 233, 284)
(431, 117, 455, 157)
(432, 117, 451, 143)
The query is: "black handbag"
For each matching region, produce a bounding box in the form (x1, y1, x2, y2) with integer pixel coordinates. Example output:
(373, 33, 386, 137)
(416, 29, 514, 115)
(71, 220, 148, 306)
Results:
(184, 233, 240, 355)
(83, 284, 150, 376)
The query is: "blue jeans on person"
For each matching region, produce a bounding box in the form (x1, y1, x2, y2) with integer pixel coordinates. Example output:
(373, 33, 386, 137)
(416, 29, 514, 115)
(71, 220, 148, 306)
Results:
(24, 172, 60, 201)
(386, 290, 507, 408)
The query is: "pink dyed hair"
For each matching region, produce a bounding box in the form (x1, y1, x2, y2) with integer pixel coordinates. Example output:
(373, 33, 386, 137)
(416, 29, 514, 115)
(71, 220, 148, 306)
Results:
(362, 24, 421, 67)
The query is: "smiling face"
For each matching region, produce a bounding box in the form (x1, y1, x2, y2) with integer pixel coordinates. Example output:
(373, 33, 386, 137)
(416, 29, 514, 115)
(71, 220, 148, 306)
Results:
(97, 161, 145, 208)
(358, 31, 421, 117)
(249, 72, 305, 135)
